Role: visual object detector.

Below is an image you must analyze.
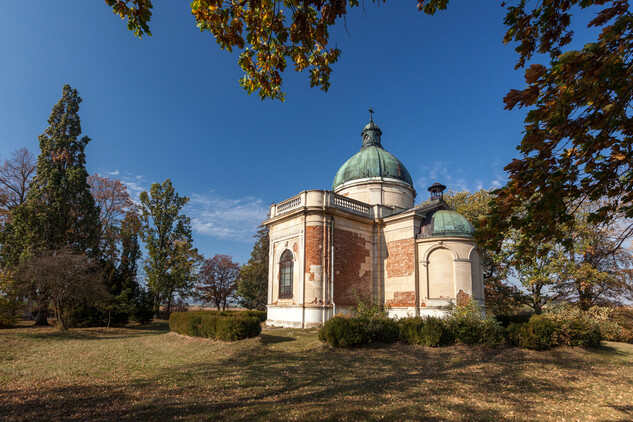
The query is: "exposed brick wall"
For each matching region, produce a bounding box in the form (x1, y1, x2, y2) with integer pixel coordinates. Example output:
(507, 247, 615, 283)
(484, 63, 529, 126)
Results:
(305, 226, 324, 282)
(333, 228, 371, 306)
(457, 289, 470, 306)
(386, 291, 415, 307)
(386, 238, 415, 277)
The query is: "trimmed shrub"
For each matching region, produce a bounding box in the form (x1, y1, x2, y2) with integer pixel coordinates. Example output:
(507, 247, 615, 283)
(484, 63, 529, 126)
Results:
(546, 308, 602, 348)
(445, 298, 505, 347)
(0, 314, 16, 328)
(65, 304, 108, 328)
(398, 317, 452, 347)
(518, 315, 559, 351)
(319, 316, 368, 347)
(419, 317, 452, 346)
(398, 317, 425, 344)
(612, 307, 633, 343)
(169, 312, 261, 341)
(319, 315, 400, 347)
(480, 315, 506, 348)
(506, 322, 522, 346)
(495, 313, 533, 328)
(362, 317, 399, 344)
(215, 316, 262, 341)
(174, 310, 267, 322)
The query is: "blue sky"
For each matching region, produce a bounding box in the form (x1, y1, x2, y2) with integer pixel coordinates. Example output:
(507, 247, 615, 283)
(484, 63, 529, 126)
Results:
(0, 1, 601, 264)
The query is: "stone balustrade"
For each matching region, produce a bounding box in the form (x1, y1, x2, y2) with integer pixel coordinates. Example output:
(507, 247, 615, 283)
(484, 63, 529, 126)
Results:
(270, 190, 373, 218)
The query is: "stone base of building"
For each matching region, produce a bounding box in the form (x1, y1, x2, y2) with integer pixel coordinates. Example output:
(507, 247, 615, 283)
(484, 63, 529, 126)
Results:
(266, 302, 489, 328)
(266, 305, 335, 329)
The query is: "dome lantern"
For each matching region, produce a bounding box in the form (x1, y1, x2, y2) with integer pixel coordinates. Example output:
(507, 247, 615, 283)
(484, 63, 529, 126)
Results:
(332, 115, 413, 192)
(428, 182, 447, 200)
(362, 107, 382, 149)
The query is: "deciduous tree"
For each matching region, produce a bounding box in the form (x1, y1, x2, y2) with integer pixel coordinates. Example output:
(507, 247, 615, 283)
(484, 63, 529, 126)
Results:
(88, 173, 137, 262)
(139, 179, 200, 315)
(197, 254, 240, 311)
(553, 201, 633, 309)
(0, 148, 36, 225)
(479, 1, 633, 256)
(237, 225, 269, 310)
(16, 249, 105, 330)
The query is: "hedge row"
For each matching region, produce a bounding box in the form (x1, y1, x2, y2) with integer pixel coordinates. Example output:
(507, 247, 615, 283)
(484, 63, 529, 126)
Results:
(317, 316, 399, 347)
(176, 310, 267, 322)
(169, 312, 262, 341)
(318, 312, 603, 350)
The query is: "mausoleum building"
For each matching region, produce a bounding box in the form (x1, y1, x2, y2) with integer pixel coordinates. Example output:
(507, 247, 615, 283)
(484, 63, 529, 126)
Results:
(264, 116, 484, 328)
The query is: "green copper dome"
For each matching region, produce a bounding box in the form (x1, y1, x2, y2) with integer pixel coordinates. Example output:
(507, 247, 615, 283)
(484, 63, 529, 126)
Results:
(419, 210, 475, 238)
(332, 119, 413, 191)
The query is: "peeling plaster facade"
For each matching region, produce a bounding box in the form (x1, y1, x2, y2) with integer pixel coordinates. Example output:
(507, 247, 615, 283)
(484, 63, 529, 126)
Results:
(264, 119, 484, 328)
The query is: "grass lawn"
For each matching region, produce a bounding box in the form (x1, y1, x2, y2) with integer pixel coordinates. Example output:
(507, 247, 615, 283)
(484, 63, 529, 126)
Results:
(1, 321, 632, 421)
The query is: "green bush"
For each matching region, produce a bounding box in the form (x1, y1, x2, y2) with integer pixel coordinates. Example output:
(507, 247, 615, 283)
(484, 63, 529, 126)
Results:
(611, 307, 633, 343)
(318, 316, 368, 347)
(505, 322, 523, 346)
(495, 313, 533, 328)
(546, 307, 602, 347)
(131, 289, 154, 324)
(398, 317, 425, 344)
(362, 317, 399, 344)
(184, 315, 203, 337)
(420, 317, 452, 346)
(169, 312, 261, 341)
(175, 310, 267, 322)
(318, 315, 400, 347)
(398, 317, 452, 347)
(518, 315, 559, 350)
(505, 309, 604, 350)
(445, 299, 505, 347)
(215, 316, 262, 341)
(0, 314, 16, 328)
(65, 304, 108, 328)
(480, 315, 506, 348)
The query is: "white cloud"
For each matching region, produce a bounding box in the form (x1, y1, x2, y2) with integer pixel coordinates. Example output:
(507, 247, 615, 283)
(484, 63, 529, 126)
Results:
(101, 172, 267, 243)
(106, 169, 120, 176)
(188, 193, 268, 243)
(414, 160, 508, 194)
(415, 161, 469, 193)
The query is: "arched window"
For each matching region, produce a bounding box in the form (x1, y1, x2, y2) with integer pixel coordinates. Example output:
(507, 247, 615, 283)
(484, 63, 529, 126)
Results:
(279, 250, 293, 299)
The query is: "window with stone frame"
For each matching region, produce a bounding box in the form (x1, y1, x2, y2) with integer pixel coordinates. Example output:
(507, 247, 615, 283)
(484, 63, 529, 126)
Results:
(279, 249, 294, 299)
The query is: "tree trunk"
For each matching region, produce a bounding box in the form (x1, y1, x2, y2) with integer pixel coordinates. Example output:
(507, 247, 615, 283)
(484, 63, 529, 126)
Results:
(166, 295, 173, 316)
(34, 301, 50, 326)
(154, 294, 161, 319)
(34, 310, 49, 326)
(533, 287, 542, 315)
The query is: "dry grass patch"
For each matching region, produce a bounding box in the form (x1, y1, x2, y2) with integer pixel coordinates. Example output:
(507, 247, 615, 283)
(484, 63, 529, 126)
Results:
(1, 322, 632, 421)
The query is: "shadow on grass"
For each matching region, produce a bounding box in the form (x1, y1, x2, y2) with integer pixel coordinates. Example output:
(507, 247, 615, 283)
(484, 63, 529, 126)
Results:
(12, 321, 169, 342)
(2, 329, 630, 421)
(259, 334, 297, 345)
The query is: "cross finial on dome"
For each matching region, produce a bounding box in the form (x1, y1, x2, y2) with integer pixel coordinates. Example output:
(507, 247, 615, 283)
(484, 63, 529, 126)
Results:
(368, 107, 374, 122)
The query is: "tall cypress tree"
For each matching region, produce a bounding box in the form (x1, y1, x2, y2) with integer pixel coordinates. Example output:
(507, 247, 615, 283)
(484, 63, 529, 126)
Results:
(4, 85, 100, 265)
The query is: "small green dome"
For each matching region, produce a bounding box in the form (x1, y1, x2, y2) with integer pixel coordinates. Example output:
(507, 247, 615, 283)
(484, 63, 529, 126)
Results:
(332, 119, 413, 191)
(419, 210, 475, 238)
